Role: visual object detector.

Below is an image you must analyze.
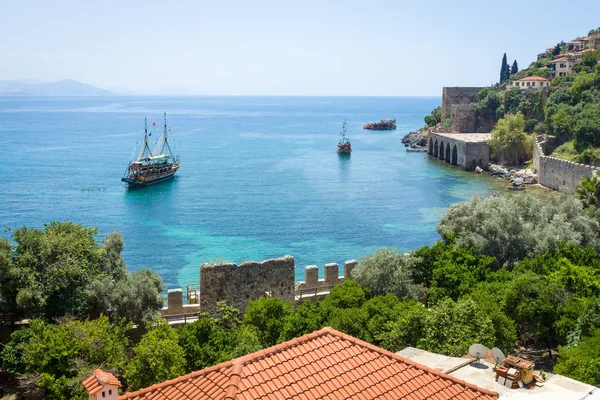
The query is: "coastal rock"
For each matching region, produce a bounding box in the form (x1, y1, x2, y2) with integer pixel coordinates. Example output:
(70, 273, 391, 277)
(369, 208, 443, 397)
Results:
(490, 164, 509, 177)
(475, 166, 484, 174)
(401, 130, 427, 149)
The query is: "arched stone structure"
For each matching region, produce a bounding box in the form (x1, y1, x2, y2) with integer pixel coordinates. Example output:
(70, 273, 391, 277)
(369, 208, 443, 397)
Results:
(426, 132, 491, 171)
(451, 145, 458, 165)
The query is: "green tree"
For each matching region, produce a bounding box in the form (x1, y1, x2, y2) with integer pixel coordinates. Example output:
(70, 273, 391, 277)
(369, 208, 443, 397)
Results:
(511, 60, 519, 75)
(505, 272, 563, 352)
(554, 329, 600, 386)
(243, 297, 291, 347)
(477, 87, 502, 121)
(0, 222, 164, 324)
(0, 316, 130, 400)
(488, 112, 533, 166)
(419, 298, 495, 357)
(125, 318, 186, 391)
(109, 269, 165, 327)
(375, 299, 428, 352)
(500, 53, 510, 83)
(424, 106, 442, 127)
(352, 248, 425, 300)
(576, 176, 600, 208)
(437, 193, 600, 267)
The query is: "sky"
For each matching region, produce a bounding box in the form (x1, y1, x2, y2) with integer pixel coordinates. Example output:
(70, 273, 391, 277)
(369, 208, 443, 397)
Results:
(1, 0, 599, 96)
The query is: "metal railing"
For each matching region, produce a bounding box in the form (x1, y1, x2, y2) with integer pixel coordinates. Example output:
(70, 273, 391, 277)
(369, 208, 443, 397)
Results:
(163, 312, 199, 325)
(294, 284, 336, 302)
(186, 283, 200, 304)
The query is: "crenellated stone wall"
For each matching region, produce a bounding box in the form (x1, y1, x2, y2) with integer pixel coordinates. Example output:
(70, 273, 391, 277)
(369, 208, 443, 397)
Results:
(534, 136, 598, 192)
(199, 255, 296, 316)
(162, 257, 361, 317)
(295, 260, 358, 293)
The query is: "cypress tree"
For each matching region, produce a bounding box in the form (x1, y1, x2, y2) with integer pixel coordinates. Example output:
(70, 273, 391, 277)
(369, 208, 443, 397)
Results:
(500, 53, 509, 83)
(511, 60, 518, 75)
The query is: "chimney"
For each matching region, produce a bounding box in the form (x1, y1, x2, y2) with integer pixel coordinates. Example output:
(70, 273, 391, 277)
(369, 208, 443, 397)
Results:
(82, 369, 121, 400)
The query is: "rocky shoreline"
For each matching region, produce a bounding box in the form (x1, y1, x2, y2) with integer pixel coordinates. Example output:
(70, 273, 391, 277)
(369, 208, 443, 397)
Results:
(480, 164, 539, 190)
(401, 129, 427, 149)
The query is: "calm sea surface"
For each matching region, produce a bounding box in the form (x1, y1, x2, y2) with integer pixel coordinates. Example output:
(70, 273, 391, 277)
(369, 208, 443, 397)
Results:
(0, 96, 503, 289)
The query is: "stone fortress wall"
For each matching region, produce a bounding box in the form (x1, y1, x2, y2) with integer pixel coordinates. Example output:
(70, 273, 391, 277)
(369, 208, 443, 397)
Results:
(534, 135, 598, 192)
(441, 87, 498, 133)
(442, 87, 481, 133)
(162, 256, 358, 317)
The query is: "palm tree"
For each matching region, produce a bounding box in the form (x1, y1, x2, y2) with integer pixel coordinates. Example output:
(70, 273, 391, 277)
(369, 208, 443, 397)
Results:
(576, 176, 600, 208)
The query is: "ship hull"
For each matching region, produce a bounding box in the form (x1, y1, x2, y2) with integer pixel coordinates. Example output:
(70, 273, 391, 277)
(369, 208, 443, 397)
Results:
(121, 171, 177, 187)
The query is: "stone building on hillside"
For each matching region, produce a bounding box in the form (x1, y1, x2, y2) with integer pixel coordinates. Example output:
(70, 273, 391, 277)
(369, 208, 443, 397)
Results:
(513, 76, 550, 91)
(547, 57, 573, 78)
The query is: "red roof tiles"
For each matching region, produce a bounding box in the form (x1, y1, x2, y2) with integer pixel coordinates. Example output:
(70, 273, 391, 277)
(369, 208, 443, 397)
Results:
(83, 369, 121, 396)
(119, 327, 498, 400)
(516, 76, 549, 82)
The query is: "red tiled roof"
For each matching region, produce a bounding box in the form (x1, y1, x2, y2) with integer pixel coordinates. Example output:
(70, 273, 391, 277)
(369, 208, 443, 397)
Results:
(119, 327, 498, 400)
(516, 76, 549, 82)
(83, 369, 121, 396)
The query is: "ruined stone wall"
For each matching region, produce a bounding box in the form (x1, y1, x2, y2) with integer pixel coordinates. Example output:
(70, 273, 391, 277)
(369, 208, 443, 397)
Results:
(200, 256, 295, 316)
(534, 136, 598, 192)
(442, 87, 482, 132)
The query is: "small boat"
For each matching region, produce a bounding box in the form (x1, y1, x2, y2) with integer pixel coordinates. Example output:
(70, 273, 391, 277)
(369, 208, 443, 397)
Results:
(363, 118, 396, 130)
(121, 113, 180, 187)
(337, 119, 352, 154)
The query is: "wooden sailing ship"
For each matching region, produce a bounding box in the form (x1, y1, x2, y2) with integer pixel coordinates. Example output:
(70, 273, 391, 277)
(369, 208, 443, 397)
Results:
(337, 119, 352, 154)
(121, 113, 180, 187)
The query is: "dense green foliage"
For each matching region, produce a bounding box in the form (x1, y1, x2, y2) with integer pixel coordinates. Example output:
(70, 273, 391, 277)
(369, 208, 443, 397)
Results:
(511, 60, 519, 75)
(424, 106, 442, 127)
(1, 316, 130, 399)
(488, 112, 533, 165)
(125, 319, 186, 391)
(555, 329, 600, 386)
(0, 222, 164, 325)
(437, 192, 600, 267)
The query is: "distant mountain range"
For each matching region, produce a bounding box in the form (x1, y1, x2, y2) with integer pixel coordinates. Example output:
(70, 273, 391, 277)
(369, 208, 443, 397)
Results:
(0, 79, 111, 96)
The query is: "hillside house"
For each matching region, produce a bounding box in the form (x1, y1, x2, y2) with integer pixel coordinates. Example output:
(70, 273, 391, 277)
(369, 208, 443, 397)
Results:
(513, 76, 550, 90)
(588, 33, 600, 49)
(547, 57, 573, 78)
(83, 369, 120, 400)
(567, 40, 585, 52)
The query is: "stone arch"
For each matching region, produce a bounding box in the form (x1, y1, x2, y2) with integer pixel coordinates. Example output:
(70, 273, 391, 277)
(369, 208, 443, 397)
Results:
(451, 144, 458, 166)
(438, 141, 444, 159)
(428, 138, 434, 155)
(433, 139, 439, 157)
(445, 143, 451, 162)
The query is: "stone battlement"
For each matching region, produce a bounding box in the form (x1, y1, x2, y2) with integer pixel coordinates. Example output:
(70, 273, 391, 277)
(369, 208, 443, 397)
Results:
(534, 136, 598, 192)
(161, 256, 360, 317)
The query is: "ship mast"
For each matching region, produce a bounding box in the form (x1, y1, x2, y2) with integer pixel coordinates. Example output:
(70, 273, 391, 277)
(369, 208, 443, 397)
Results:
(136, 118, 154, 161)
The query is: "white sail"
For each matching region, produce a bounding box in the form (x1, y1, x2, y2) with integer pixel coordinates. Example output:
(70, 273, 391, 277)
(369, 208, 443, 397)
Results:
(136, 134, 152, 161)
(151, 113, 171, 157)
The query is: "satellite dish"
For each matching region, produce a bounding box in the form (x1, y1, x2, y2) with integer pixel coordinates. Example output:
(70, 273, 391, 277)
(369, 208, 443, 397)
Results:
(492, 347, 506, 367)
(468, 344, 489, 363)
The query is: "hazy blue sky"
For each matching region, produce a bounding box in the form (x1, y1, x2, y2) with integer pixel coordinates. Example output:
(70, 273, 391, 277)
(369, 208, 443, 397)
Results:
(1, 0, 599, 96)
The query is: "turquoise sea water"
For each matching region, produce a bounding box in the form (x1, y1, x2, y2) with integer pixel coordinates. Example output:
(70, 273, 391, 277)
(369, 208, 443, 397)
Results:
(0, 96, 501, 290)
